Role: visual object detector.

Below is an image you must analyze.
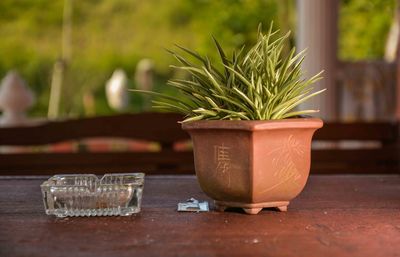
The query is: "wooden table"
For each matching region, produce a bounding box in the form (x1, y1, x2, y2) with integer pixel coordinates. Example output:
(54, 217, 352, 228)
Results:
(0, 175, 399, 257)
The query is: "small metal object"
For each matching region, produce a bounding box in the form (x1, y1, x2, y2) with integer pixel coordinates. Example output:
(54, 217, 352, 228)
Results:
(177, 198, 209, 212)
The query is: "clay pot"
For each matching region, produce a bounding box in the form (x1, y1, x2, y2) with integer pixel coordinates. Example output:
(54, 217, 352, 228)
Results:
(182, 118, 323, 214)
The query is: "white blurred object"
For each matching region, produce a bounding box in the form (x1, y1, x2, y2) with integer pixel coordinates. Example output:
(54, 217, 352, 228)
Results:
(0, 71, 35, 126)
(105, 69, 129, 111)
(384, 7, 399, 62)
(135, 59, 154, 110)
(135, 59, 154, 91)
(385, 21, 399, 62)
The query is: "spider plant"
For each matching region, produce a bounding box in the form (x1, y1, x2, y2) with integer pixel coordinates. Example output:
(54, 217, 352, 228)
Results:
(132, 23, 325, 122)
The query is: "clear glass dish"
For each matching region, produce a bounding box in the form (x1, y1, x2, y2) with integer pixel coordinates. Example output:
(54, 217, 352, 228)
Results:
(41, 173, 144, 217)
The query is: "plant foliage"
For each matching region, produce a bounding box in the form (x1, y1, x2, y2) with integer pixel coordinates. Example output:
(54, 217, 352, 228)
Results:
(132, 23, 325, 122)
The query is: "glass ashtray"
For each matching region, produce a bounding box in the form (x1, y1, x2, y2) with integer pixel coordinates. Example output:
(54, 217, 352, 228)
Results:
(41, 173, 144, 217)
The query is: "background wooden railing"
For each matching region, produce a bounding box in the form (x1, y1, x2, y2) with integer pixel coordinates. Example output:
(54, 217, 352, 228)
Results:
(312, 122, 399, 173)
(0, 112, 398, 175)
(0, 113, 194, 174)
(337, 61, 396, 121)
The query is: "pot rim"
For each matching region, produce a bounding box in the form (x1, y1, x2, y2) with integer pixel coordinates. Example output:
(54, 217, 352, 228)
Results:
(181, 117, 323, 131)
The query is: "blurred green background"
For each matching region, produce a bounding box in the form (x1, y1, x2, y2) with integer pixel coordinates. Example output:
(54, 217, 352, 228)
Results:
(0, 0, 395, 117)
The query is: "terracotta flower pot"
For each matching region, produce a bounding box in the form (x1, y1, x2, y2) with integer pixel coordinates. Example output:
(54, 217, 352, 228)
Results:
(182, 118, 323, 214)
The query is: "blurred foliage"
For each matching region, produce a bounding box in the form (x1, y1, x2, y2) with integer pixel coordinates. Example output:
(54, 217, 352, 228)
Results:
(339, 0, 396, 60)
(0, 0, 395, 117)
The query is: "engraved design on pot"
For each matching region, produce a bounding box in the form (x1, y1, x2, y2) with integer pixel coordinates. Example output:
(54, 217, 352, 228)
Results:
(214, 143, 231, 188)
(261, 135, 304, 194)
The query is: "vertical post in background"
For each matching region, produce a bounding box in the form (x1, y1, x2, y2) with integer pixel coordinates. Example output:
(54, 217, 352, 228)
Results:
(277, 0, 292, 56)
(395, 0, 400, 120)
(48, 0, 73, 118)
(296, 0, 339, 121)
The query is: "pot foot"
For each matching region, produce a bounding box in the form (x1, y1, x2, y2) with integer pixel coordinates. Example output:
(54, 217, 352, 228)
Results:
(277, 206, 288, 212)
(243, 208, 263, 215)
(214, 200, 289, 214)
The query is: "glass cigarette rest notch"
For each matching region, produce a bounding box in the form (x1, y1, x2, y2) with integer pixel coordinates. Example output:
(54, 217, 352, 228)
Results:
(41, 173, 144, 217)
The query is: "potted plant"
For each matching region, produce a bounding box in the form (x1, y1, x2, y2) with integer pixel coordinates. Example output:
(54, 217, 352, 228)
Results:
(133, 24, 324, 214)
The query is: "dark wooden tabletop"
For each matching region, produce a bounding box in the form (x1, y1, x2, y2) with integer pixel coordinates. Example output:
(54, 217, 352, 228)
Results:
(0, 175, 399, 257)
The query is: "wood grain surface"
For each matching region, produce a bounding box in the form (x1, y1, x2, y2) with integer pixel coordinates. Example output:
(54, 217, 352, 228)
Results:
(0, 175, 399, 257)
